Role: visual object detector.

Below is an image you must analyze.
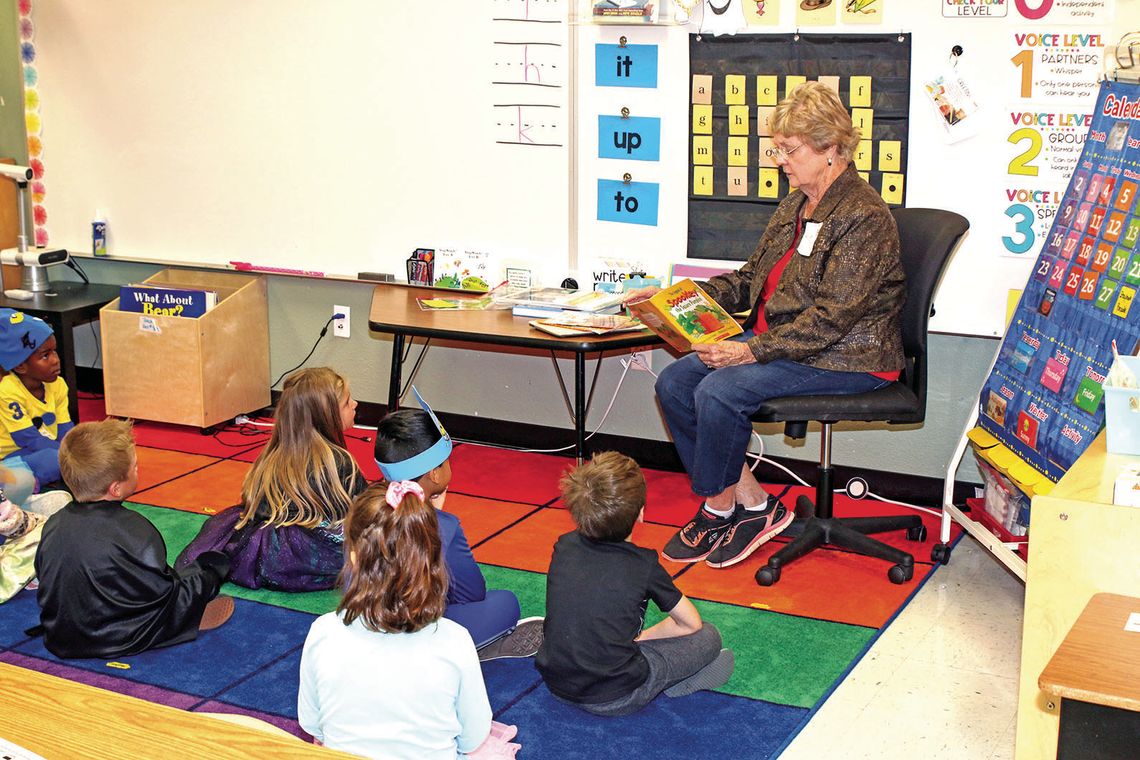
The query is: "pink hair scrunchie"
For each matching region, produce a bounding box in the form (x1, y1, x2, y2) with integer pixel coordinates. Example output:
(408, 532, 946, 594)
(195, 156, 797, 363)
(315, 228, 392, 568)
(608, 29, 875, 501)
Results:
(385, 480, 424, 509)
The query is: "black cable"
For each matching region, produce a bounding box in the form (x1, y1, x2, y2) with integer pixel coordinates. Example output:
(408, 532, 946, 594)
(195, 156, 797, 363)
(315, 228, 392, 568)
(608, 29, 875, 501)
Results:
(65, 257, 90, 284)
(270, 315, 336, 389)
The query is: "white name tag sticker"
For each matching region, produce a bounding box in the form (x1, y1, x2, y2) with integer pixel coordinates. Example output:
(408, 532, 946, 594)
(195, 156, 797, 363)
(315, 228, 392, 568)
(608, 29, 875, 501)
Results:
(798, 222, 821, 257)
(139, 316, 161, 334)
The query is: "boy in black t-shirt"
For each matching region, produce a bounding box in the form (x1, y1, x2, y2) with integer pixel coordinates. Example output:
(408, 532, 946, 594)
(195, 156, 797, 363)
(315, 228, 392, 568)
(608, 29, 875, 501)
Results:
(536, 451, 734, 716)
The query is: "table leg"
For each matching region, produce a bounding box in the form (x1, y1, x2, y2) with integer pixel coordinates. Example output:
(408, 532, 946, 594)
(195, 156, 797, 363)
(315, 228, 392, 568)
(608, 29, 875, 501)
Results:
(388, 333, 406, 413)
(575, 352, 586, 464)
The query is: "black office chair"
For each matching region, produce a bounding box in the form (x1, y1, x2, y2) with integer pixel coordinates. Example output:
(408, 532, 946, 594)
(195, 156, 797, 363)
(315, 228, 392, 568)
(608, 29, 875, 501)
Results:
(752, 208, 970, 586)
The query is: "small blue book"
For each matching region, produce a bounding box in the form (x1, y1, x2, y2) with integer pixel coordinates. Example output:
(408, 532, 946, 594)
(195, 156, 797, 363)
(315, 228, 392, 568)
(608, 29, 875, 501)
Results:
(118, 284, 217, 318)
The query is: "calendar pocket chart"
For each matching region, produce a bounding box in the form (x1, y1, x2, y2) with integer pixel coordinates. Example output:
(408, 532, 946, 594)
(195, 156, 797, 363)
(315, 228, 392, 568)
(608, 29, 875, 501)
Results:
(979, 80, 1140, 482)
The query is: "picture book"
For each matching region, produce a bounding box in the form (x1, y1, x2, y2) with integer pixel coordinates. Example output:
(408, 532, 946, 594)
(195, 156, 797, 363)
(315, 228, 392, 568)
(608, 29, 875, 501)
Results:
(433, 248, 493, 292)
(625, 278, 741, 352)
(118, 284, 217, 318)
(592, 0, 660, 23)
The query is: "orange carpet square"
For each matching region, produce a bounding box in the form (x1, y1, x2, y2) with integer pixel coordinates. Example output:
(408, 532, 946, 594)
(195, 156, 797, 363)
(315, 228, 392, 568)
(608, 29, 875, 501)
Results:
(133, 459, 252, 515)
(442, 494, 542, 546)
(674, 539, 931, 629)
(135, 447, 223, 492)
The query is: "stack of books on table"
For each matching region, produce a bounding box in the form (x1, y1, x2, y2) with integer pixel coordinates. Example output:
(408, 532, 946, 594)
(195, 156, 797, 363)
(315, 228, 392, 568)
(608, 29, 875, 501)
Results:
(504, 287, 627, 318)
(529, 312, 645, 338)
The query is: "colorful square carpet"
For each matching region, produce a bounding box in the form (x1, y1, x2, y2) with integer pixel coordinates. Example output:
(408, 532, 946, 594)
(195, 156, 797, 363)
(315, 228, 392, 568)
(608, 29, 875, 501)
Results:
(0, 395, 959, 757)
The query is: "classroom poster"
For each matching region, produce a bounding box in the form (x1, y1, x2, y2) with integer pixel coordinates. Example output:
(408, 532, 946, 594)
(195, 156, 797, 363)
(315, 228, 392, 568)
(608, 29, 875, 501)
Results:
(978, 79, 1140, 482)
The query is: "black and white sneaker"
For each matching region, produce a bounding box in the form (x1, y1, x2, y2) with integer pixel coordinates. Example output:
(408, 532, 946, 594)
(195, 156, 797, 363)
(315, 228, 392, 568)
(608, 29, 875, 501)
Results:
(704, 495, 793, 569)
(477, 617, 544, 662)
(662, 506, 737, 563)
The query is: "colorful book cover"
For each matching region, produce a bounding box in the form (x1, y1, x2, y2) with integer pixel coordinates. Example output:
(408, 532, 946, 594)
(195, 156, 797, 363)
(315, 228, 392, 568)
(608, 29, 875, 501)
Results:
(118, 284, 216, 318)
(626, 278, 741, 352)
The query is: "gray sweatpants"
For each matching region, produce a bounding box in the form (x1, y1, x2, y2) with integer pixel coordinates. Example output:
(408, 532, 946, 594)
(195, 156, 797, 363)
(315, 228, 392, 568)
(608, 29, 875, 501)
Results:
(568, 622, 723, 717)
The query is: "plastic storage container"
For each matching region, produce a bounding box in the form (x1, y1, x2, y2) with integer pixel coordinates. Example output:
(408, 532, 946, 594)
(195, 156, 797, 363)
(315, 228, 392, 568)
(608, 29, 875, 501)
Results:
(1103, 354, 1140, 455)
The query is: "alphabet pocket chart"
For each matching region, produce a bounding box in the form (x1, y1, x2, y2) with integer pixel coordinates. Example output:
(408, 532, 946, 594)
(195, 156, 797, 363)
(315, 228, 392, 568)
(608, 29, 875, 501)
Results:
(686, 33, 911, 261)
(979, 79, 1140, 482)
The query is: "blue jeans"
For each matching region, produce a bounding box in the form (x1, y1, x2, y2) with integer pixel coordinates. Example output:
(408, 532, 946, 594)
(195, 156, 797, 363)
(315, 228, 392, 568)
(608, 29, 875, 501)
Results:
(444, 589, 521, 649)
(655, 337, 890, 497)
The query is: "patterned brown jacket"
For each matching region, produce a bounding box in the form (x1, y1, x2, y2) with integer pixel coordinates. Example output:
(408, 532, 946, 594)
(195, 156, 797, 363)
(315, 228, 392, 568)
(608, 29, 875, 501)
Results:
(700, 164, 905, 373)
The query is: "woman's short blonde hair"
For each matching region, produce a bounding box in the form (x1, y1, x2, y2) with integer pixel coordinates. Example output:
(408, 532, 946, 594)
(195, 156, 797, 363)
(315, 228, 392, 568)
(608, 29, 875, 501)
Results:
(770, 80, 861, 161)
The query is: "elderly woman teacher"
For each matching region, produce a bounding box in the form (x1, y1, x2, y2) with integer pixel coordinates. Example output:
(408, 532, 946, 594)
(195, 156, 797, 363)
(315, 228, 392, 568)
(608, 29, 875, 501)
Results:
(635, 81, 906, 569)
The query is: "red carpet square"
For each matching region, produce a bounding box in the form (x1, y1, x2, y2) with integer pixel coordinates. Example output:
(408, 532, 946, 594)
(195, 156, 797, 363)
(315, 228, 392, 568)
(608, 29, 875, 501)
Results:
(449, 444, 569, 505)
(133, 459, 252, 515)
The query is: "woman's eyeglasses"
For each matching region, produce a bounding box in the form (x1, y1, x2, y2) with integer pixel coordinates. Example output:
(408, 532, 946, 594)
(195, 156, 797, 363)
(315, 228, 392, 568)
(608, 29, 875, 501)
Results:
(772, 143, 805, 160)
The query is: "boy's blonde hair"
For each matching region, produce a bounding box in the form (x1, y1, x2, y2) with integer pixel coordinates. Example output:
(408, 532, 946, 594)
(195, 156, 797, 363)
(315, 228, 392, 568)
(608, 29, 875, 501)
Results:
(560, 451, 646, 542)
(59, 419, 136, 502)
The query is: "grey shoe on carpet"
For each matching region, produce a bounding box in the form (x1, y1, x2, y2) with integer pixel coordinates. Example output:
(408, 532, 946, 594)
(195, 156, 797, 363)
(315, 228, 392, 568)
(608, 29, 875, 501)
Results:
(477, 616, 544, 662)
(664, 648, 735, 697)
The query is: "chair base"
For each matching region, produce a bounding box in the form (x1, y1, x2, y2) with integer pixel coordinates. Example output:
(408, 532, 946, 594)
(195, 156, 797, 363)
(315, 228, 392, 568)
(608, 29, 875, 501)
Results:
(755, 496, 924, 586)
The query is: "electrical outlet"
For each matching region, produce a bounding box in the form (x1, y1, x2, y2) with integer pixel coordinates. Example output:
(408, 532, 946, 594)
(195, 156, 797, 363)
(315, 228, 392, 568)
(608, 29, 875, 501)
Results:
(333, 305, 350, 338)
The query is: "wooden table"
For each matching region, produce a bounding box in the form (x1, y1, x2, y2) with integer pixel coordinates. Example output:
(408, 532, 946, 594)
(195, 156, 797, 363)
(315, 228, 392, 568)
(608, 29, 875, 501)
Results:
(1016, 432, 1140, 759)
(369, 285, 661, 461)
(0, 662, 356, 759)
(0, 281, 120, 421)
(1038, 593, 1140, 759)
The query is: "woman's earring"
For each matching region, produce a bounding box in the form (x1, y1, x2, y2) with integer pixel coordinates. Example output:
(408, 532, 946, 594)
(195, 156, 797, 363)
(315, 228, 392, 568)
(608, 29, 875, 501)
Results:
(827, 157, 833, 166)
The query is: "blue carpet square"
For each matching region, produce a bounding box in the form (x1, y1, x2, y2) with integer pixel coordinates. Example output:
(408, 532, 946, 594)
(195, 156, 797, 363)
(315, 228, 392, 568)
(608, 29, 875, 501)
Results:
(482, 656, 546, 711)
(12, 597, 315, 697)
(498, 683, 808, 759)
(0, 589, 40, 648)
(214, 648, 305, 718)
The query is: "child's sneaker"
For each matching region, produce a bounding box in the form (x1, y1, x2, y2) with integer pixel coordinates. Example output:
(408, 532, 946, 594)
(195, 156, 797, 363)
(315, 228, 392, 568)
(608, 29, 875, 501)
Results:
(662, 505, 737, 563)
(704, 495, 794, 568)
(477, 617, 544, 661)
(664, 648, 735, 697)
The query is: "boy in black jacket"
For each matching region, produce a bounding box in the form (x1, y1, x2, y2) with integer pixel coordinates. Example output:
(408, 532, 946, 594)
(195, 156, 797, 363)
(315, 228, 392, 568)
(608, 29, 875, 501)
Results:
(536, 451, 733, 716)
(35, 419, 232, 658)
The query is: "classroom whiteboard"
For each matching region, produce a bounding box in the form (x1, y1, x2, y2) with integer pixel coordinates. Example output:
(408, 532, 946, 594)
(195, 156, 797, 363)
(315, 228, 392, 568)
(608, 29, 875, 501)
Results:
(32, 1, 570, 279)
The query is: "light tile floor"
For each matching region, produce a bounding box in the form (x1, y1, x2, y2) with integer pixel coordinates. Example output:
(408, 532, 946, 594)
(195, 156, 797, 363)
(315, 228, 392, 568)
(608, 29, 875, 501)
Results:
(780, 535, 1025, 760)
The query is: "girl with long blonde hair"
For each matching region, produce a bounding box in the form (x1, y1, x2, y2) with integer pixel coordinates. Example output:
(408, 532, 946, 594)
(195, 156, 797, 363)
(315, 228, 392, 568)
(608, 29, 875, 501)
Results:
(177, 367, 366, 591)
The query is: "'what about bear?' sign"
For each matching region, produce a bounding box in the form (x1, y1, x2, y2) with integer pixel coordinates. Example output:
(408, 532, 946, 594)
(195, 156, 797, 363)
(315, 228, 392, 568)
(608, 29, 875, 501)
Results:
(117, 284, 216, 318)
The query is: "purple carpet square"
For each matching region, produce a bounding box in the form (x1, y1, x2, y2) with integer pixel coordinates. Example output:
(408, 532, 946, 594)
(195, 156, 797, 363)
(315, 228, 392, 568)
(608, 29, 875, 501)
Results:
(0, 651, 200, 709)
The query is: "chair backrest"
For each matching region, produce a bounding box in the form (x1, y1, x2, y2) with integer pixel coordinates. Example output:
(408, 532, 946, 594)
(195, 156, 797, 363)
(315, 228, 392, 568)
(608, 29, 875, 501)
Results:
(891, 207, 970, 410)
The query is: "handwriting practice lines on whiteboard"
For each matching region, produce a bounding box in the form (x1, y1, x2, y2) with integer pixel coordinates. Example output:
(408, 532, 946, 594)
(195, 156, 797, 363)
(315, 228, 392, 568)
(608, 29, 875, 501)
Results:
(491, 0, 567, 147)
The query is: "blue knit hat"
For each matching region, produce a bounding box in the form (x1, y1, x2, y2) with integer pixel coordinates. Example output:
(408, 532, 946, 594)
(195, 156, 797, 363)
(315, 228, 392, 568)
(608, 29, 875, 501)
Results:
(0, 309, 54, 371)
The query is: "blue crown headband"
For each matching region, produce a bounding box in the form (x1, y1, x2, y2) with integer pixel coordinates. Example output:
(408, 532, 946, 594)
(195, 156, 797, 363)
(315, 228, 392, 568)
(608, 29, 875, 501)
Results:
(375, 386, 453, 482)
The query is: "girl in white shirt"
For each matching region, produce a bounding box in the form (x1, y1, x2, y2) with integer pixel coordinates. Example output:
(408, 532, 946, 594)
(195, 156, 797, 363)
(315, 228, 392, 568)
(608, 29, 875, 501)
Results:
(298, 480, 519, 759)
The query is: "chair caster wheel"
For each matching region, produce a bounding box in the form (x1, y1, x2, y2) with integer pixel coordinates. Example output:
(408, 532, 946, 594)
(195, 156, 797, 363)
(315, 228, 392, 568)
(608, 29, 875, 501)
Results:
(931, 543, 952, 564)
(755, 565, 781, 586)
(906, 524, 928, 542)
(888, 563, 913, 584)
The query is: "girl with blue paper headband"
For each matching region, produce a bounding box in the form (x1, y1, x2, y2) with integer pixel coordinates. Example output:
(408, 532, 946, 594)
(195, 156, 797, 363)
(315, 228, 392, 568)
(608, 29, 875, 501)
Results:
(374, 388, 542, 661)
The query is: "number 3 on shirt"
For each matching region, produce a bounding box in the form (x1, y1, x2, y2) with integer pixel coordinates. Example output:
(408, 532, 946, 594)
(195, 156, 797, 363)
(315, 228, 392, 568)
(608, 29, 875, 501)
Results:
(8, 402, 22, 420)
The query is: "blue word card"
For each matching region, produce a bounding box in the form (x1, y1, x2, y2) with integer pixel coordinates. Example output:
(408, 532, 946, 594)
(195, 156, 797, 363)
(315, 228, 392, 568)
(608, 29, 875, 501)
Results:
(595, 44, 658, 88)
(597, 115, 661, 161)
(597, 179, 659, 226)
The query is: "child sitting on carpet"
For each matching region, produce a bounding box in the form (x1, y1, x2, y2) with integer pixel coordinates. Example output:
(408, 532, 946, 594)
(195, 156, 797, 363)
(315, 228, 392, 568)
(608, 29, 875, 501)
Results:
(299, 480, 520, 760)
(0, 308, 74, 492)
(34, 419, 234, 658)
(536, 451, 734, 716)
(374, 390, 541, 660)
(0, 466, 70, 603)
(176, 367, 367, 591)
